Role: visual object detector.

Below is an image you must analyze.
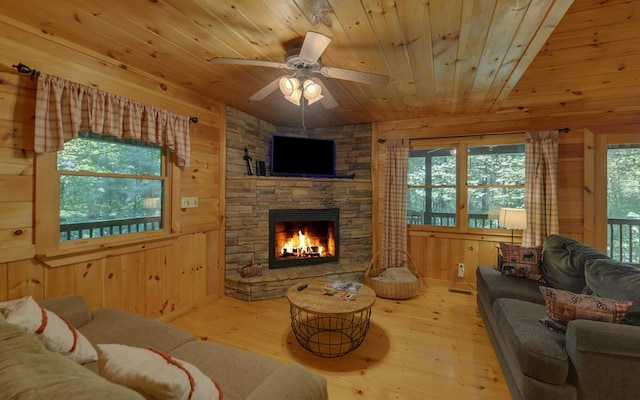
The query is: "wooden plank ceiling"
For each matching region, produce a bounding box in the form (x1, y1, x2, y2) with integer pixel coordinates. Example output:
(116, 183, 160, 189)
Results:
(2, 0, 639, 128)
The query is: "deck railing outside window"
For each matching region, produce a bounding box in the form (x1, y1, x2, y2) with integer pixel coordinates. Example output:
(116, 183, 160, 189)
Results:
(608, 218, 640, 264)
(60, 216, 162, 242)
(407, 212, 497, 228)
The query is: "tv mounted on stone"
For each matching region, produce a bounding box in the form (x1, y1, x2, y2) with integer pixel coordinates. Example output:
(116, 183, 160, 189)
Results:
(270, 135, 336, 178)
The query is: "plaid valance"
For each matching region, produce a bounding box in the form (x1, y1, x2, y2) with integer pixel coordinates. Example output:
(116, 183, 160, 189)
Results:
(34, 72, 190, 166)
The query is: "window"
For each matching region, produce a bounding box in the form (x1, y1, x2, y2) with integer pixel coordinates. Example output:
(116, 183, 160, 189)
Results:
(467, 144, 525, 228)
(607, 143, 640, 263)
(408, 147, 457, 226)
(36, 132, 173, 256)
(407, 138, 525, 229)
(57, 133, 165, 242)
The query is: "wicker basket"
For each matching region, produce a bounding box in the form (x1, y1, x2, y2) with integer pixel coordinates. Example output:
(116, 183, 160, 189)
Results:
(364, 247, 420, 300)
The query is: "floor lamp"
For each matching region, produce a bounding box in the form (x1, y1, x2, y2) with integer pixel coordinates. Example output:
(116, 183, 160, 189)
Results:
(498, 208, 527, 243)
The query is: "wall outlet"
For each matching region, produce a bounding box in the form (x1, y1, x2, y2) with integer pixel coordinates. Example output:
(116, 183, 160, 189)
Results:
(457, 263, 465, 278)
(181, 197, 198, 208)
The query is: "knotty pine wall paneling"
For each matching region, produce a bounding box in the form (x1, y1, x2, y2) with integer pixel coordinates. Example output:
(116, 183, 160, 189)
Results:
(0, 16, 224, 320)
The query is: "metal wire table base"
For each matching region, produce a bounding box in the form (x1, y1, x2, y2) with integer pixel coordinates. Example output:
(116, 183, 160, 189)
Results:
(290, 305, 372, 357)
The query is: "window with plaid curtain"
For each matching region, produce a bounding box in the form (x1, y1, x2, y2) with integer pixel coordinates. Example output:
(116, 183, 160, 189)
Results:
(34, 72, 190, 166)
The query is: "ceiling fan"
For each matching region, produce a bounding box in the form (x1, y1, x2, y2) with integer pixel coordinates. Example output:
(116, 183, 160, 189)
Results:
(210, 31, 389, 109)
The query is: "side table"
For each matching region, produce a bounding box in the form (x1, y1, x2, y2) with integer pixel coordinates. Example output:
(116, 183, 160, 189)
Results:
(286, 278, 376, 357)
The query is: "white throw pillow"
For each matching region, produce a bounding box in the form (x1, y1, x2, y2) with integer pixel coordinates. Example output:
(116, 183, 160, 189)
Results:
(98, 343, 222, 400)
(0, 295, 97, 364)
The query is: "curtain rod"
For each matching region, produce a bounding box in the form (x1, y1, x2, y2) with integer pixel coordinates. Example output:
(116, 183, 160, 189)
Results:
(376, 127, 570, 144)
(12, 62, 199, 124)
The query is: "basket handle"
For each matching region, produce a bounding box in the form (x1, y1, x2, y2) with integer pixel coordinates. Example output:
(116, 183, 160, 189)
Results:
(365, 247, 419, 277)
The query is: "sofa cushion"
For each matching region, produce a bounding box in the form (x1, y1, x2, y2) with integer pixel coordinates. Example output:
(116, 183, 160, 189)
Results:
(493, 297, 569, 384)
(0, 295, 98, 364)
(170, 340, 328, 400)
(79, 307, 196, 353)
(0, 319, 144, 399)
(98, 343, 222, 400)
(541, 234, 610, 293)
(500, 243, 545, 281)
(539, 287, 634, 334)
(584, 258, 640, 325)
(476, 266, 546, 307)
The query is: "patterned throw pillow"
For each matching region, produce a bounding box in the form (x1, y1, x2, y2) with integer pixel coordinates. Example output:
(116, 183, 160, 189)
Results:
(98, 343, 222, 400)
(539, 286, 635, 334)
(0, 296, 97, 364)
(499, 243, 545, 282)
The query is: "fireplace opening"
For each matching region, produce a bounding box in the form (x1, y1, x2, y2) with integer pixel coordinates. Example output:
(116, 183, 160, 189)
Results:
(269, 208, 339, 269)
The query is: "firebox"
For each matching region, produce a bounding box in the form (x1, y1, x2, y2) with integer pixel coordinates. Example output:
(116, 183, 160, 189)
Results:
(269, 208, 339, 269)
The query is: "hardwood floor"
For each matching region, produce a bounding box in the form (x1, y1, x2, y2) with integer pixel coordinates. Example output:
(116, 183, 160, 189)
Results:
(171, 279, 511, 400)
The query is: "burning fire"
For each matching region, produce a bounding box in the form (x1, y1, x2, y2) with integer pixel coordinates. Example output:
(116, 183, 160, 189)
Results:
(281, 230, 324, 257)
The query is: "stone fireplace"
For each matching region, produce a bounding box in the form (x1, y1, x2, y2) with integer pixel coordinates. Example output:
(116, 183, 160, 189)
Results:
(224, 107, 373, 300)
(269, 208, 339, 269)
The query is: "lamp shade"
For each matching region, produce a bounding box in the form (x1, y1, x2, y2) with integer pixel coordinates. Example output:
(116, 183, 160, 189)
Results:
(278, 77, 299, 96)
(284, 88, 302, 105)
(303, 79, 323, 104)
(498, 208, 527, 230)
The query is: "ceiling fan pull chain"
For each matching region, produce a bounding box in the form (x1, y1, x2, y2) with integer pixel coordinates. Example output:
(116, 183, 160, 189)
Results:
(301, 96, 306, 132)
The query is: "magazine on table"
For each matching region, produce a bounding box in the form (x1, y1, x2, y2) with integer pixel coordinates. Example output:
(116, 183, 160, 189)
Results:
(331, 280, 362, 293)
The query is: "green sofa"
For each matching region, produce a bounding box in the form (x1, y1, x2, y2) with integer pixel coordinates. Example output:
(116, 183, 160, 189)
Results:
(0, 294, 328, 400)
(477, 234, 640, 400)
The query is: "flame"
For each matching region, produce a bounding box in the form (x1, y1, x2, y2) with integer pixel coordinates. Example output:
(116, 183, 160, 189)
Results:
(281, 230, 324, 257)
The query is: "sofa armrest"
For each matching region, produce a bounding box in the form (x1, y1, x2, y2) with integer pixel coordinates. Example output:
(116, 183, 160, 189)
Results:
(39, 294, 93, 328)
(565, 320, 640, 400)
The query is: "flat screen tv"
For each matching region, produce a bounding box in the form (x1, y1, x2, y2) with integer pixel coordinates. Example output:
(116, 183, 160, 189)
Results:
(271, 135, 336, 177)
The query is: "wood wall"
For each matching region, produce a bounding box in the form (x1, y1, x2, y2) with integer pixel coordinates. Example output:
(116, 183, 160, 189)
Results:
(372, 111, 640, 285)
(0, 16, 225, 320)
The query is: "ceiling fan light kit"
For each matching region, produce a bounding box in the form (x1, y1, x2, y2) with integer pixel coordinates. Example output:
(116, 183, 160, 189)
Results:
(211, 31, 389, 110)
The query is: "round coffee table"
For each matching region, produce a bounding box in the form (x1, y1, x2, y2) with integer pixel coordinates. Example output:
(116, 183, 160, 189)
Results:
(286, 278, 376, 357)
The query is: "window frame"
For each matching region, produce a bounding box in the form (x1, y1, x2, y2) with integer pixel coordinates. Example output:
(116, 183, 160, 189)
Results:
(35, 139, 180, 261)
(594, 132, 640, 261)
(408, 134, 525, 234)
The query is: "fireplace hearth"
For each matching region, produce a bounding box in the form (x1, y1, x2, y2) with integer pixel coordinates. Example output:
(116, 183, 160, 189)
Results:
(269, 208, 339, 269)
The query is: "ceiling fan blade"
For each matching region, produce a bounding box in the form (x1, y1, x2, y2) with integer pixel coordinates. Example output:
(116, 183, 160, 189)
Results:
(249, 77, 282, 101)
(313, 79, 338, 109)
(210, 57, 288, 70)
(299, 31, 332, 63)
(319, 66, 389, 86)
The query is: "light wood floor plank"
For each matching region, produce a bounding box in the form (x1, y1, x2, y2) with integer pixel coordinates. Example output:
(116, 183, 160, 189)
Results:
(171, 279, 511, 399)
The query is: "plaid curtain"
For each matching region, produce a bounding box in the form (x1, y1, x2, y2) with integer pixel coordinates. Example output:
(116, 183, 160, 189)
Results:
(34, 72, 191, 166)
(382, 139, 409, 267)
(523, 131, 559, 246)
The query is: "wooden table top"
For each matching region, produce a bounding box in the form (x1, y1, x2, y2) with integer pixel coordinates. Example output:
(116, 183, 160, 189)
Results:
(286, 278, 376, 314)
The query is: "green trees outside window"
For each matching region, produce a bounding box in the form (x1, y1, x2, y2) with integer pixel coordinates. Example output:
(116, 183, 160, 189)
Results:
(57, 133, 164, 241)
(607, 144, 640, 262)
(408, 143, 525, 228)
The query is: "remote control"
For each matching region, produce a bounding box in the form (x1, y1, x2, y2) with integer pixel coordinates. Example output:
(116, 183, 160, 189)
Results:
(297, 284, 308, 291)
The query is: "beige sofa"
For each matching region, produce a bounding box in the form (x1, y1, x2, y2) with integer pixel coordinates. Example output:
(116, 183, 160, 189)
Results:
(0, 294, 328, 400)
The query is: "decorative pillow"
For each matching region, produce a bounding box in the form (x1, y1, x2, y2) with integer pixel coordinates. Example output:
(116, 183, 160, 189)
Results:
(539, 287, 634, 334)
(98, 343, 222, 400)
(0, 296, 97, 364)
(499, 243, 545, 281)
(584, 258, 640, 325)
